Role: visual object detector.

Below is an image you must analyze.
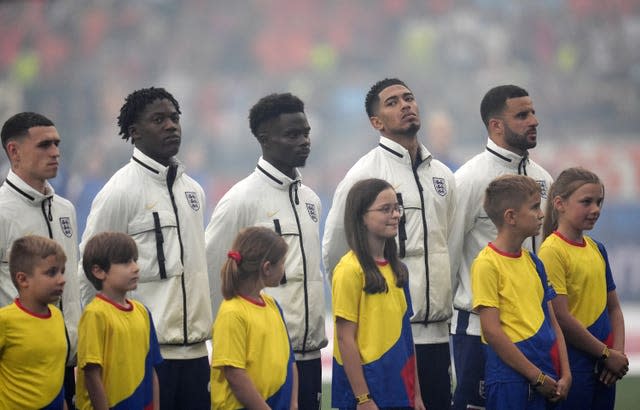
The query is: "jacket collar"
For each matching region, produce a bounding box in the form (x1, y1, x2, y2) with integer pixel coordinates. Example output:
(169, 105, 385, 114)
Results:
(378, 136, 433, 166)
(130, 147, 185, 182)
(4, 169, 54, 206)
(256, 157, 301, 190)
(485, 138, 529, 171)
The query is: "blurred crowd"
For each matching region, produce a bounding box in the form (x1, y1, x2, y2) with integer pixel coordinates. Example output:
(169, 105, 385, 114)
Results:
(1, 0, 639, 234)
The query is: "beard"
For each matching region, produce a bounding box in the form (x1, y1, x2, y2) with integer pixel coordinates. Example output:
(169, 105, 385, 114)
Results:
(395, 121, 421, 138)
(504, 124, 536, 152)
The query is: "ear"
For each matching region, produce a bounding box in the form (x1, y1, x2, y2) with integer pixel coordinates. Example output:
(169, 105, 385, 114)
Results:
(552, 195, 565, 213)
(5, 140, 20, 163)
(503, 207, 517, 226)
(128, 125, 138, 142)
(256, 131, 270, 146)
(261, 260, 272, 277)
(488, 117, 503, 136)
(14, 271, 29, 289)
(91, 265, 107, 281)
(369, 116, 384, 132)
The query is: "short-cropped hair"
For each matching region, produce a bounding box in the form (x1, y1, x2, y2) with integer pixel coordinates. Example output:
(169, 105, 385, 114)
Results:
(82, 232, 138, 290)
(365, 78, 409, 118)
(484, 174, 541, 227)
(9, 235, 66, 289)
(248, 93, 304, 137)
(1, 112, 54, 150)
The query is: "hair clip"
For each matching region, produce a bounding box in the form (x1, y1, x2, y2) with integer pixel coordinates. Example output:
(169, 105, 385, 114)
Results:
(227, 250, 242, 264)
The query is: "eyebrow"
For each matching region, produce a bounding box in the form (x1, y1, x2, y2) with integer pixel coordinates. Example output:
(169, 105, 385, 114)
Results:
(385, 91, 413, 103)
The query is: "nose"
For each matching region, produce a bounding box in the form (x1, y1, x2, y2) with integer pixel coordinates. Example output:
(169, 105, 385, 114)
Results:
(50, 143, 60, 158)
(58, 274, 66, 287)
(163, 117, 178, 130)
(529, 113, 539, 127)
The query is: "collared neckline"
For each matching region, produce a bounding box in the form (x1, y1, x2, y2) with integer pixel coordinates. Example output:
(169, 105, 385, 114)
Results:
(255, 157, 302, 189)
(3, 169, 54, 205)
(485, 138, 529, 169)
(378, 136, 433, 166)
(130, 147, 184, 181)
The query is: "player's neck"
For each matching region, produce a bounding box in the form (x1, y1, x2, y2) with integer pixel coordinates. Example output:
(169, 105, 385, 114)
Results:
(99, 288, 129, 308)
(492, 232, 524, 255)
(238, 281, 263, 300)
(12, 168, 47, 194)
(555, 224, 585, 244)
(385, 133, 419, 163)
(17, 296, 50, 316)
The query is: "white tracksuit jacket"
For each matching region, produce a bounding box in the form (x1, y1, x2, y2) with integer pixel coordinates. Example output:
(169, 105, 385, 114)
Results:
(79, 148, 212, 359)
(448, 138, 553, 336)
(323, 137, 456, 344)
(205, 158, 327, 360)
(0, 169, 81, 364)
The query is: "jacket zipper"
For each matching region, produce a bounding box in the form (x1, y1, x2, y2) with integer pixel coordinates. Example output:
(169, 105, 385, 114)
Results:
(166, 166, 188, 344)
(411, 163, 430, 325)
(289, 182, 310, 353)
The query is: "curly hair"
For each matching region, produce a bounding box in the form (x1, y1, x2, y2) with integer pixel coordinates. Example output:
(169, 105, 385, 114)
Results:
(364, 78, 409, 118)
(117, 87, 181, 142)
(248, 93, 304, 137)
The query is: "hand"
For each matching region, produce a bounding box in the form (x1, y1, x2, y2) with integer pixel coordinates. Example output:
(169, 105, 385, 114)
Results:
(599, 368, 620, 386)
(289, 402, 298, 410)
(603, 349, 629, 381)
(534, 374, 559, 400)
(550, 375, 572, 402)
(357, 400, 379, 410)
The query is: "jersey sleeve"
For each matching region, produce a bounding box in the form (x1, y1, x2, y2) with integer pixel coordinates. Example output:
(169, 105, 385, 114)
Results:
(0, 312, 5, 354)
(211, 306, 248, 369)
(146, 308, 163, 367)
(594, 240, 617, 292)
(529, 252, 557, 302)
(471, 255, 500, 310)
(537, 243, 569, 295)
(331, 259, 363, 323)
(77, 308, 107, 369)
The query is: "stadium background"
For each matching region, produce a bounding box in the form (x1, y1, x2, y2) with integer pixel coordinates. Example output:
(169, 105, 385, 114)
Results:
(1, 1, 638, 407)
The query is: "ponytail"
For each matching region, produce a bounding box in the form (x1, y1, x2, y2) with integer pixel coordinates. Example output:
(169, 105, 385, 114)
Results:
(219, 227, 287, 300)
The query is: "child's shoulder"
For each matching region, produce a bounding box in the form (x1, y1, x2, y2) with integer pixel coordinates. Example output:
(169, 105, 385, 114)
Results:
(128, 298, 149, 313)
(334, 251, 364, 277)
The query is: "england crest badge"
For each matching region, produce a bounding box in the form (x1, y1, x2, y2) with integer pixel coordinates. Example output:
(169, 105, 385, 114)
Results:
(536, 180, 548, 199)
(59, 217, 73, 238)
(185, 192, 200, 211)
(432, 177, 447, 196)
(306, 203, 318, 222)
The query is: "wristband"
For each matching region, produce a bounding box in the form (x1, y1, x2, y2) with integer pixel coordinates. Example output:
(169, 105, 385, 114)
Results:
(600, 345, 610, 361)
(356, 392, 371, 405)
(532, 372, 546, 387)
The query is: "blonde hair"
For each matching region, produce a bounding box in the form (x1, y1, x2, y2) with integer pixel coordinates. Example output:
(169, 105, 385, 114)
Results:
(484, 175, 541, 228)
(542, 167, 602, 240)
(221, 227, 288, 300)
(9, 235, 66, 289)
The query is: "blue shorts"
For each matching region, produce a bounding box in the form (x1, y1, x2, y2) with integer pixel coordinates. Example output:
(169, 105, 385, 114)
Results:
(451, 333, 486, 410)
(486, 381, 557, 410)
(558, 370, 615, 410)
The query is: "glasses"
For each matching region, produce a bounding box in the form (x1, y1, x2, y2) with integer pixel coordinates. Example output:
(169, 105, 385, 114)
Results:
(366, 203, 404, 217)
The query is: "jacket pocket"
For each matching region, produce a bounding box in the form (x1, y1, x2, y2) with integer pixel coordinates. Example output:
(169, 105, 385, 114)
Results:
(128, 210, 183, 282)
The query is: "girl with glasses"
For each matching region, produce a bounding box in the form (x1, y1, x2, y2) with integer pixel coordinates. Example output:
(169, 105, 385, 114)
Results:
(331, 178, 425, 410)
